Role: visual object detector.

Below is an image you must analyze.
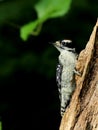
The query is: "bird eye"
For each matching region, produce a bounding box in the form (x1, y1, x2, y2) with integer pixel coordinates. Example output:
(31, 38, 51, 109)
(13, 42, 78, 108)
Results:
(61, 40, 66, 46)
(61, 40, 73, 48)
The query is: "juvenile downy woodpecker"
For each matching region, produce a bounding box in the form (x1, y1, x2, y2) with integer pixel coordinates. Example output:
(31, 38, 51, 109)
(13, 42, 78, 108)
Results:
(52, 39, 79, 117)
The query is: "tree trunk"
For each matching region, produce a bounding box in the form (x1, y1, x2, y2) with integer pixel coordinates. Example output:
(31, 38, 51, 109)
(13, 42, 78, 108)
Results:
(59, 20, 98, 130)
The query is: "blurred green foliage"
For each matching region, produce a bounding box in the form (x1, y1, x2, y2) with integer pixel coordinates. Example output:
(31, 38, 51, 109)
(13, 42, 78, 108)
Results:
(0, 121, 2, 130)
(20, 0, 72, 40)
(0, 0, 72, 79)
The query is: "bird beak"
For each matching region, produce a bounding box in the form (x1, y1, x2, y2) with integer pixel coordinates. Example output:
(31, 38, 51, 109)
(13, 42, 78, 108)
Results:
(52, 41, 63, 52)
(49, 41, 60, 46)
(52, 41, 61, 48)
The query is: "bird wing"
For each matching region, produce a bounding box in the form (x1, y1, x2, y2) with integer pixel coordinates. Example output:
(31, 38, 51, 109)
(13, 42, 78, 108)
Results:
(56, 63, 63, 99)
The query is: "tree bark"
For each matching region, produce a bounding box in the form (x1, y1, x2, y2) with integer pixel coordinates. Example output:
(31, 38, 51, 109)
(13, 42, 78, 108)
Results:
(59, 20, 98, 130)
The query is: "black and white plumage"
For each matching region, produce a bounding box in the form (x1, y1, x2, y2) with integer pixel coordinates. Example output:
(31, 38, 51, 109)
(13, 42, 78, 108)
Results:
(56, 63, 63, 99)
(52, 39, 79, 117)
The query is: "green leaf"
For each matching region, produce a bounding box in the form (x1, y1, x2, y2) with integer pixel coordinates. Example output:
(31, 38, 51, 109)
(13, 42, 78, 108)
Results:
(20, 0, 72, 41)
(20, 20, 39, 41)
(35, 0, 72, 18)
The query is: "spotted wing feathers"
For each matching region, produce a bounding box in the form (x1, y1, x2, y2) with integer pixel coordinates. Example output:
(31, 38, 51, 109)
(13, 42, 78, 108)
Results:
(56, 63, 63, 98)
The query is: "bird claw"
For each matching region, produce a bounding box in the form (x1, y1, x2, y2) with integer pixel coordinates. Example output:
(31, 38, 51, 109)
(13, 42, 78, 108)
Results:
(74, 69, 81, 76)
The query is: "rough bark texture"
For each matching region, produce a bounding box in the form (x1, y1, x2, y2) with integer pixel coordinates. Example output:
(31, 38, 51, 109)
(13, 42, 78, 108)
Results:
(59, 20, 98, 130)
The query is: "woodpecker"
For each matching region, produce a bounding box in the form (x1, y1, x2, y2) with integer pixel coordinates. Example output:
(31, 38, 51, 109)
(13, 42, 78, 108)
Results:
(52, 39, 80, 117)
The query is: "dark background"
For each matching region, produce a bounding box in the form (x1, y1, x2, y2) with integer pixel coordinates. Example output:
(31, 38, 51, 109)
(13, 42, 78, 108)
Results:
(0, 0, 98, 130)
